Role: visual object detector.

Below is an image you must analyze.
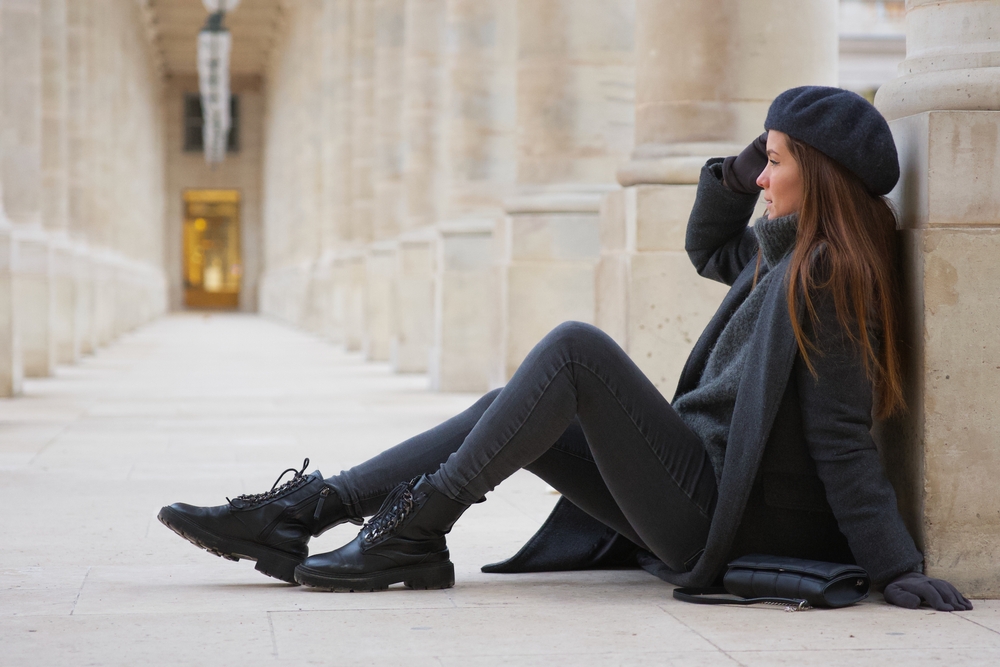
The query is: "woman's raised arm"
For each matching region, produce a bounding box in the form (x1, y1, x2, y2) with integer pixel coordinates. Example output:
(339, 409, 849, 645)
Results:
(685, 158, 761, 286)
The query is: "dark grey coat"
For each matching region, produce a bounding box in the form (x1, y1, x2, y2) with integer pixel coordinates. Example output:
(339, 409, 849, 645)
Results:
(485, 159, 922, 587)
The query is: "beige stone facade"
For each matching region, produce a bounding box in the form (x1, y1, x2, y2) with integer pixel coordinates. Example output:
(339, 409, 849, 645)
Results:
(2, 0, 996, 594)
(872, 0, 1000, 597)
(0, 0, 167, 396)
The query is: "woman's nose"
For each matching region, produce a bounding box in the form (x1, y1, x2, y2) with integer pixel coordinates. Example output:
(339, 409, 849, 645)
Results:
(756, 167, 768, 189)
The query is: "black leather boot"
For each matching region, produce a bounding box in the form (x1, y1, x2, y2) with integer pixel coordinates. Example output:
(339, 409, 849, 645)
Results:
(157, 459, 362, 583)
(293, 475, 468, 591)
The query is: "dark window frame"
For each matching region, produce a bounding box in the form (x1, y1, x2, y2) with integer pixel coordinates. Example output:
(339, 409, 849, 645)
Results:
(183, 93, 240, 153)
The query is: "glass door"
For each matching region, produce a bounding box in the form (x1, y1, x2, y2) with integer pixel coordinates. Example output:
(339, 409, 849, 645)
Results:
(183, 189, 241, 309)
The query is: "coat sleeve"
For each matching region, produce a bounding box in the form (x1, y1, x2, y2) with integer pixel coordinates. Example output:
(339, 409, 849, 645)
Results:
(686, 158, 762, 286)
(795, 293, 923, 585)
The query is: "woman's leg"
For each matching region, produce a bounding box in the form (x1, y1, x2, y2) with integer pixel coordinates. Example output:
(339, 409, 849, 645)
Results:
(523, 419, 649, 550)
(326, 388, 502, 518)
(157, 390, 503, 584)
(324, 392, 636, 542)
(329, 391, 654, 553)
(426, 321, 717, 572)
(293, 321, 715, 589)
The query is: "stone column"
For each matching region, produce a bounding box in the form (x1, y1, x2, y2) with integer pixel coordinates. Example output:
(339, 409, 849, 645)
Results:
(302, 1, 326, 335)
(89, 0, 115, 349)
(392, 0, 447, 373)
(3, 0, 54, 377)
(339, 0, 375, 352)
(596, 0, 838, 393)
(67, 0, 94, 356)
(350, 0, 376, 248)
(371, 0, 406, 242)
(365, 0, 406, 361)
(0, 1, 17, 394)
(42, 0, 75, 365)
(873, 0, 1000, 597)
(429, 0, 516, 391)
(495, 0, 635, 383)
(319, 0, 353, 344)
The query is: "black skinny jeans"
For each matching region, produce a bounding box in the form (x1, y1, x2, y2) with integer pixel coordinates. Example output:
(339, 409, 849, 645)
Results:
(326, 322, 718, 572)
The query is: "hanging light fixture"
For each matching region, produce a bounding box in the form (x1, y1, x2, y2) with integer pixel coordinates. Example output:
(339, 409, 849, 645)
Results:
(197, 1, 241, 164)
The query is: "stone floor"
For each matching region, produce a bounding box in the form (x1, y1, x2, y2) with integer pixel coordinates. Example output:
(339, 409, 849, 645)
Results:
(1, 313, 998, 666)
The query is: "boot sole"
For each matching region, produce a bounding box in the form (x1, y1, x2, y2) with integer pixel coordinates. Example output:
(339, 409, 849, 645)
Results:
(293, 561, 455, 592)
(157, 506, 302, 584)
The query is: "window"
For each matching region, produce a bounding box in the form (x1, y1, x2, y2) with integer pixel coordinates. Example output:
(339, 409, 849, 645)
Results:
(183, 93, 240, 153)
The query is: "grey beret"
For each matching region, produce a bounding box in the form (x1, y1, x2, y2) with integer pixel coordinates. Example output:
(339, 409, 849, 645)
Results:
(765, 86, 900, 196)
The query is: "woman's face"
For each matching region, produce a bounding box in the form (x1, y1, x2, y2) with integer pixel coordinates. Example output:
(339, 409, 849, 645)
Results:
(756, 130, 803, 218)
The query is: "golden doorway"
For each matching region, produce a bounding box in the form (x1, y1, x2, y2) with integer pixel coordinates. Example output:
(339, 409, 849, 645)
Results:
(183, 189, 242, 309)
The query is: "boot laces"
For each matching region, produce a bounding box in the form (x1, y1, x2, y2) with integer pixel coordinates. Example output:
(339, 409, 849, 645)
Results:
(227, 458, 311, 510)
(361, 480, 417, 545)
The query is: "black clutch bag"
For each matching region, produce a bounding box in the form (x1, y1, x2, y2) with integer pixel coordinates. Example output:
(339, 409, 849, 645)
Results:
(673, 554, 870, 610)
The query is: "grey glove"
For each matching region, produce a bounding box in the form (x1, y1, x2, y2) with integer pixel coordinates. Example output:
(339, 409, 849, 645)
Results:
(884, 572, 973, 611)
(721, 131, 768, 195)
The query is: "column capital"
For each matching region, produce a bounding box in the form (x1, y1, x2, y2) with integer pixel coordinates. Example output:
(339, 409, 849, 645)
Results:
(875, 0, 1000, 121)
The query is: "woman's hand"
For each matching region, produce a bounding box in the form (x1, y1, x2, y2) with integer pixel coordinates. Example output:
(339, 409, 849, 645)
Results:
(722, 132, 769, 195)
(884, 572, 973, 611)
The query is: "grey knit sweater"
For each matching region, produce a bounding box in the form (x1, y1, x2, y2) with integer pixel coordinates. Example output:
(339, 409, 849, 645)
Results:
(673, 212, 799, 483)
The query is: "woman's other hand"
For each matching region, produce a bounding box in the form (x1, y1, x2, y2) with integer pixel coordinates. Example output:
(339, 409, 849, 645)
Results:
(884, 571, 974, 611)
(721, 132, 768, 195)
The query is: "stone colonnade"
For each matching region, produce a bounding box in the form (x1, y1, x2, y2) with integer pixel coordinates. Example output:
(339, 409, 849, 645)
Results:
(257, 0, 838, 391)
(0, 0, 167, 396)
(261, 0, 524, 391)
(261, 0, 633, 390)
(257, 0, 997, 594)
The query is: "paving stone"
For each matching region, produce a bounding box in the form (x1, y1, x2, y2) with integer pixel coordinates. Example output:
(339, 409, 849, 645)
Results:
(0, 313, 996, 666)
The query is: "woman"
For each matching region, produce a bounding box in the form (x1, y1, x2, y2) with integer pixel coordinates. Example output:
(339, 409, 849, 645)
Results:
(159, 87, 971, 611)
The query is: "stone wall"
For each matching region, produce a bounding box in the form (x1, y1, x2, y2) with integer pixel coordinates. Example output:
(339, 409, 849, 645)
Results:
(873, 0, 1000, 597)
(0, 0, 168, 396)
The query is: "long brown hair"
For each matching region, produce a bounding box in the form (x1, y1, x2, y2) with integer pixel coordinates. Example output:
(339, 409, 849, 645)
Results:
(782, 136, 905, 418)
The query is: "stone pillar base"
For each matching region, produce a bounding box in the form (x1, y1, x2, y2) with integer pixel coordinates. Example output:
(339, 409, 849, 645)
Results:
(877, 110, 1000, 597)
(316, 252, 344, 345)
(364, 242, 396, 362)
(13, 227, 54, 377)
(303, 260, 327, 336)
(495, 188, 608, 384)
(334, 249, 366, 352)
(429, 219, 496, 393)
(73, 244, 94, 357)
(92, 252, 116, 348)
(391, 231, 435, 374)
(51, 235, 77, 364)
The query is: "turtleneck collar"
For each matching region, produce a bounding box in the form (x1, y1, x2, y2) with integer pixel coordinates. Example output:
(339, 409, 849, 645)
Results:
(755, 212, 799, 268)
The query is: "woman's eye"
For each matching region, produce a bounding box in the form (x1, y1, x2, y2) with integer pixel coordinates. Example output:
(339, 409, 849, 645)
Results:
(769, 159, 778, 166)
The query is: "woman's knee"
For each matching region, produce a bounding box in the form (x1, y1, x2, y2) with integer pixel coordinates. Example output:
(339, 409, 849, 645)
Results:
(541, 321, 615, 355)
(482, 387, 503, 403)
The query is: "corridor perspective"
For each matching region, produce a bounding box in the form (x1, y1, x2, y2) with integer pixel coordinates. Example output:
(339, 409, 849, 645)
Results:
(2, 0, 1000, 663)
